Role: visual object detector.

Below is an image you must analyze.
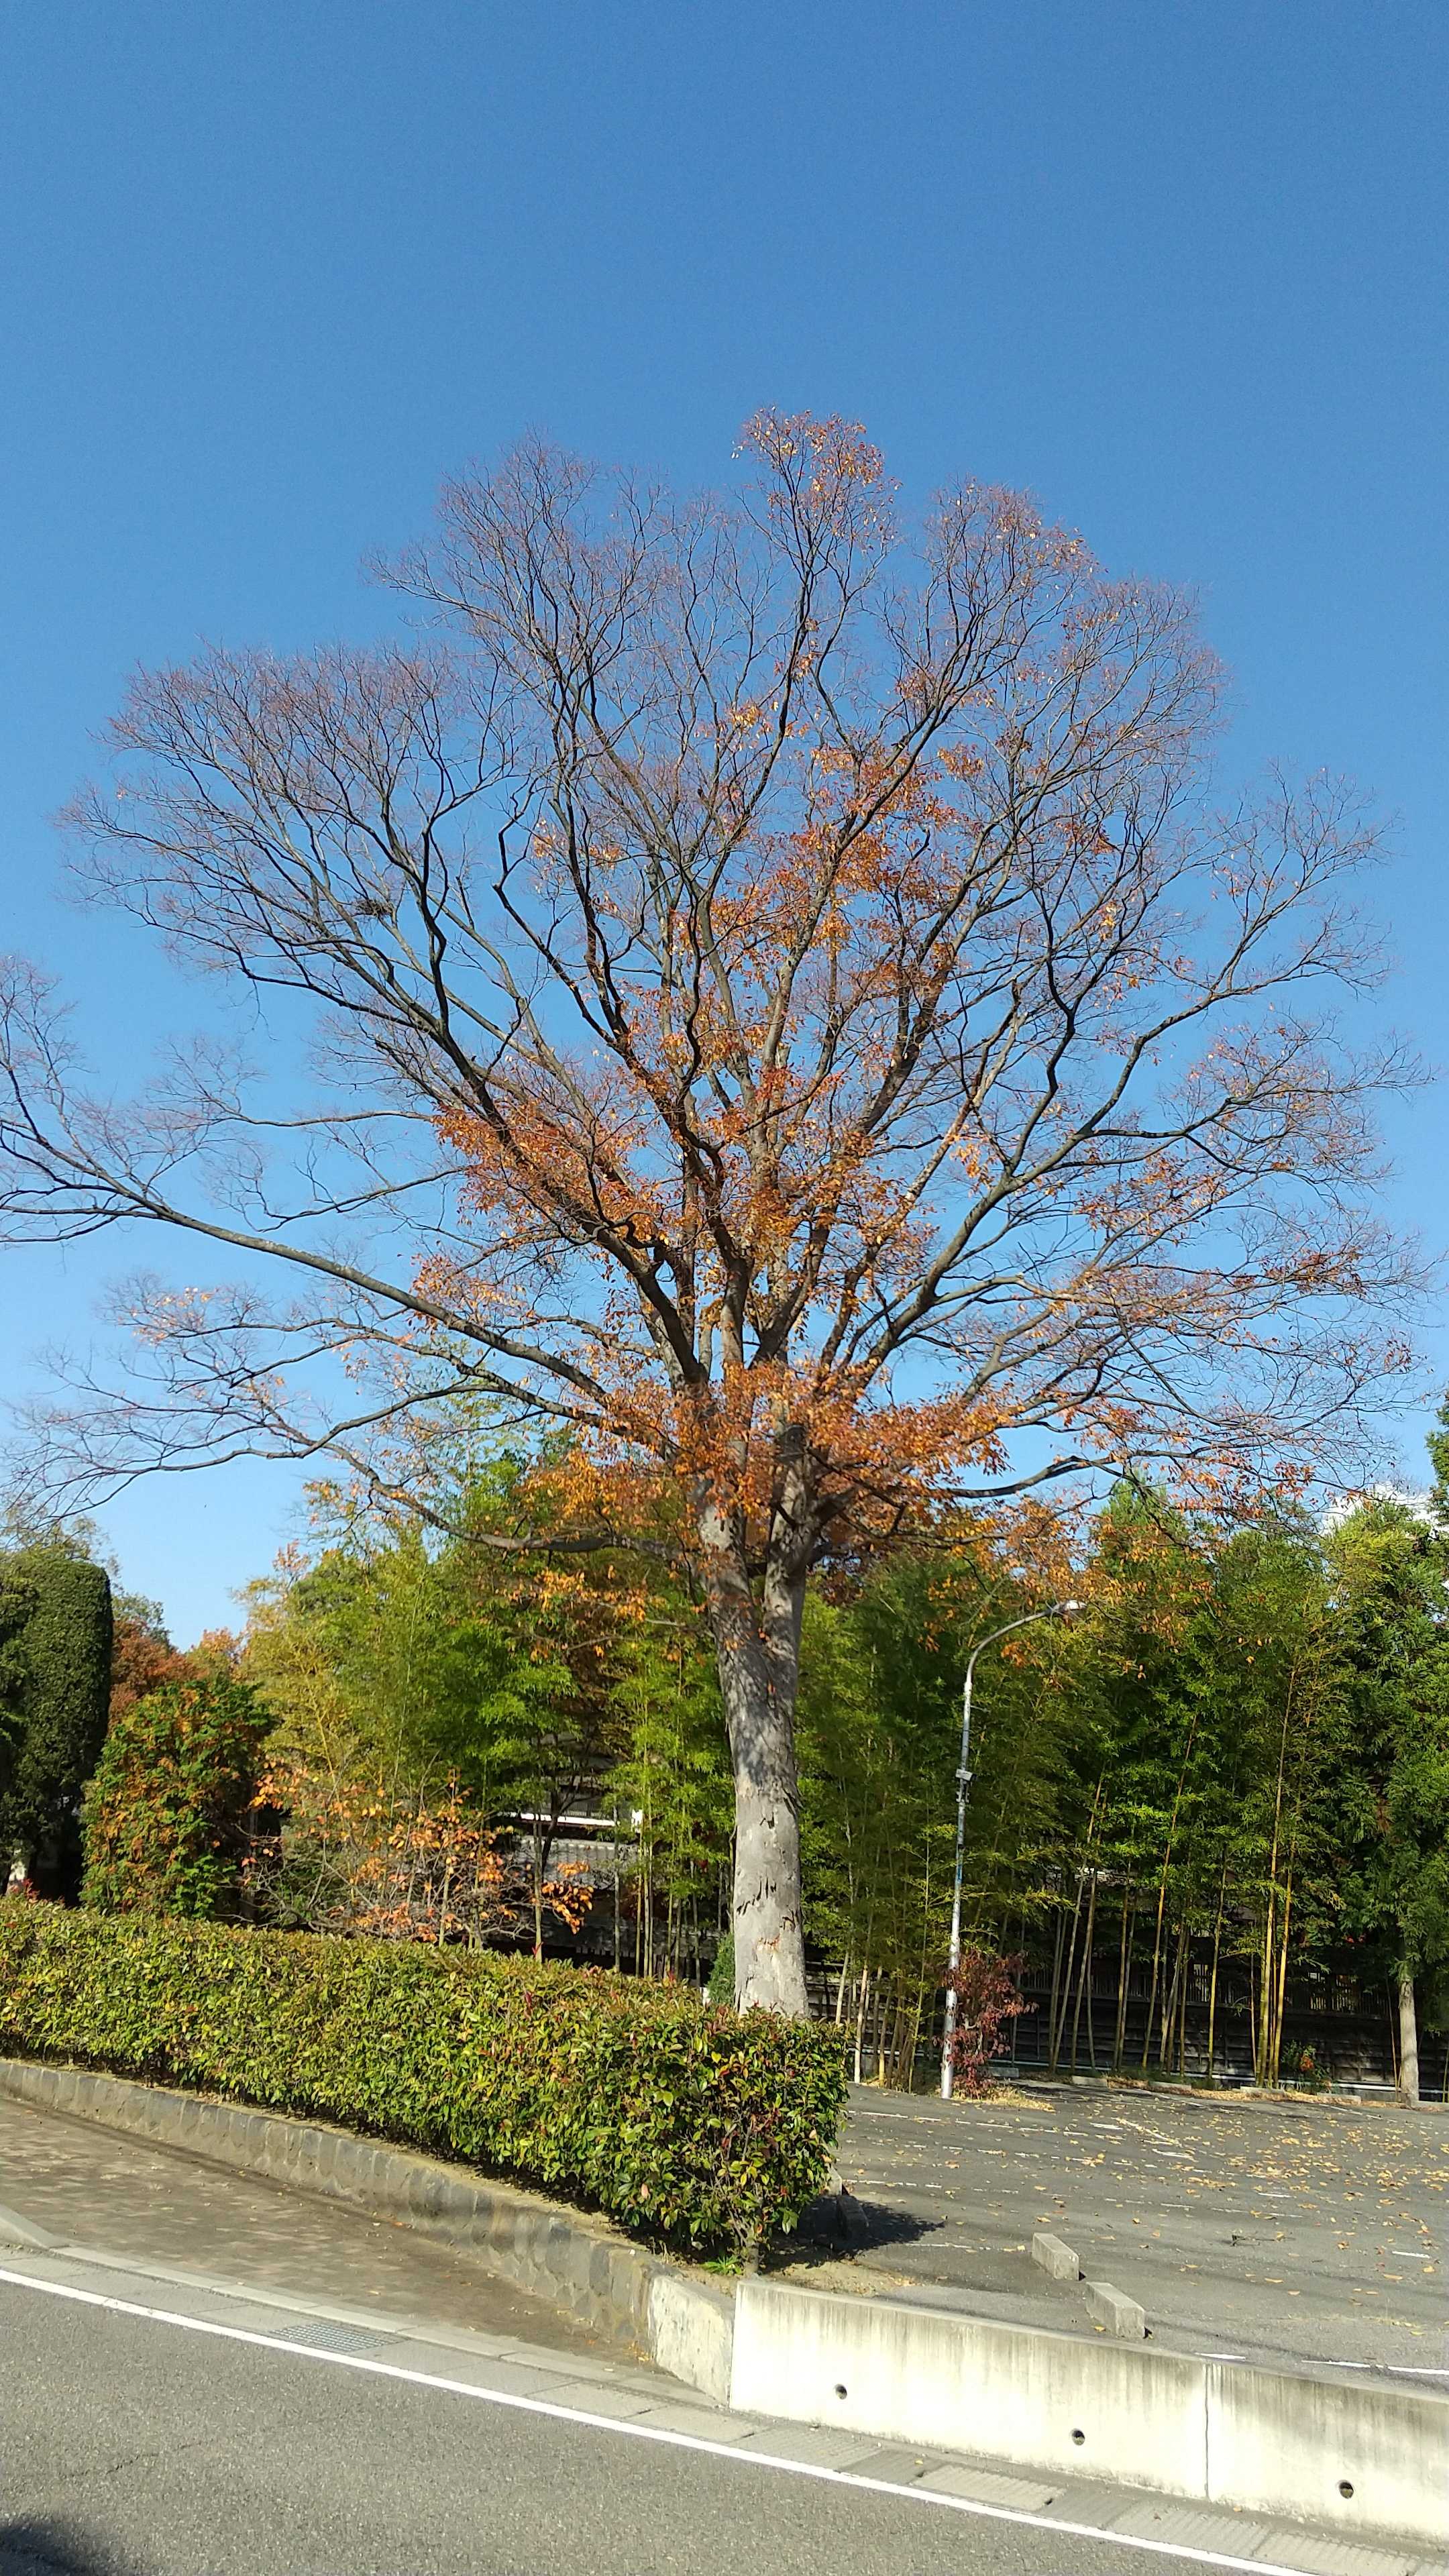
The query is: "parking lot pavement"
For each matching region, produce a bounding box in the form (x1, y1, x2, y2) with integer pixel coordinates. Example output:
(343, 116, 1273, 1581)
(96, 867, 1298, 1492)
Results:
(784, 2082, 1449, 2377)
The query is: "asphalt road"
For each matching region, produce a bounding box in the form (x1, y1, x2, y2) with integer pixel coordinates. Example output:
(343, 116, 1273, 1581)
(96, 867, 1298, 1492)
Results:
(0, 2269, 1376, 2576)
(788, 2084, 1449, 2377)
(0, 2094, 1441, 2575)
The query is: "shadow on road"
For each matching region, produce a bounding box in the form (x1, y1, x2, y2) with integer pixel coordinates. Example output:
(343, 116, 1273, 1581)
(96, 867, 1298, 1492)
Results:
(0, 2520, 140, 2575)
(786, 2186, 936, 2263)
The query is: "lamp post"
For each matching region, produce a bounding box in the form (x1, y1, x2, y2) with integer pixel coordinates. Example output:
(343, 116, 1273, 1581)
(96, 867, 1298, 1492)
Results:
(940, 1600, 1081, 2100)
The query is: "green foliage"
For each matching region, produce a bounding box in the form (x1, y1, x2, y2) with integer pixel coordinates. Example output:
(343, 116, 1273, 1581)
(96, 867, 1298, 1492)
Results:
(0, 1902, 846, 2252)
(796, 1553, 1073, 2070)
(242, 1466, 733, 1971)
(1322, 1496, 1449, 2012)
(0, 1545, 113, 1897)
(706, 1933, 735, 2004)
(82, 1674, 272, 1920)
(604, 1591, 730, 1977)
(0, 1568, 36, 1814)
(795, 1464, 1449, 2083)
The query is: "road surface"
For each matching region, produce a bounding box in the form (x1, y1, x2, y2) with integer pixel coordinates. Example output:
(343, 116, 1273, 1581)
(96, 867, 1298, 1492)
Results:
(0, 2094, 1438, 2575)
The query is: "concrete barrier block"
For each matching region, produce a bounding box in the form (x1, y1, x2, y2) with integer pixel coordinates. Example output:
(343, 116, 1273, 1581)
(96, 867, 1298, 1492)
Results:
(408, 2167, 444, 2220)
(429, 2178, 474, 2242)
(1032, 2230, 1081, 2282)
(731, 2281, 1208, 2498)
(323, 2138, 361, 2196)
(309, 2131, 339, 2184)
(1083, 2279, 1146, 2339)
(485, 2201, 519, 2257)
(606, 2243, 651, 2330)
(649, 2272, 735, 2406)
(1208, 2363, 1449, 2552)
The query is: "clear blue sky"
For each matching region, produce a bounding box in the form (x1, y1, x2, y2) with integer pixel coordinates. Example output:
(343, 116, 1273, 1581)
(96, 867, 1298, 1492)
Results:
(2, 2, 1446, 1640)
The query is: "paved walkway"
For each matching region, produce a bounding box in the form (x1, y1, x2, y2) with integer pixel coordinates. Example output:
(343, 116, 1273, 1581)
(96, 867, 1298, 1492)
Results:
(0, 2090, 608, 2355)
(784, 2082, 1449, 2378)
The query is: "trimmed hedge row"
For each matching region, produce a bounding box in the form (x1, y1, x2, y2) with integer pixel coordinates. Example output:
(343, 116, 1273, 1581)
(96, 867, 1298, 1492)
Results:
(0, 1902, 845, 2252)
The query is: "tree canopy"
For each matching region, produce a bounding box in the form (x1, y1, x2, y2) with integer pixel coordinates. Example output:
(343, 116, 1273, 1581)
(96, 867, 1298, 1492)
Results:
(0, 413, 1417, 2007)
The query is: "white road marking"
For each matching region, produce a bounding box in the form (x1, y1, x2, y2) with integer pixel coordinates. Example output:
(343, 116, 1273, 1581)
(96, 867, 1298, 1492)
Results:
(0, 2263, 1346, 2575)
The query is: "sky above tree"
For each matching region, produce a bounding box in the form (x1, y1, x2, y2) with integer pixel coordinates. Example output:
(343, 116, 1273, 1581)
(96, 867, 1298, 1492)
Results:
(1, 1, 1445, 1640)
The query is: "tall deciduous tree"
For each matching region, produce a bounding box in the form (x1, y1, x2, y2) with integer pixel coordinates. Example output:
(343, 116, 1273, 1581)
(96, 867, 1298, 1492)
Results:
(0, 415, 1417, 2008)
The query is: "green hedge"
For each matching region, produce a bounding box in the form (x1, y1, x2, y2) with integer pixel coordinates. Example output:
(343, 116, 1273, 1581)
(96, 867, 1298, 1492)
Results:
(0, 1903, 845, 2253)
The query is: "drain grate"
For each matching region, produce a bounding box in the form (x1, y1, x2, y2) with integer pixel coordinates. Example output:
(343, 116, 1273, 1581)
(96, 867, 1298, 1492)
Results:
(264, 2318, 392, 2357)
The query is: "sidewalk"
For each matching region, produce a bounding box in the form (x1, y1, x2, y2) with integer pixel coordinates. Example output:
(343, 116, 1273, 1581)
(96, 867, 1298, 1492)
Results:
(0, 2090, 606, 2358)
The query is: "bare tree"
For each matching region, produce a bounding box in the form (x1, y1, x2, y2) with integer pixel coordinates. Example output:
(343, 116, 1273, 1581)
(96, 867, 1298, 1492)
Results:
(0, 413, 1419, 2011)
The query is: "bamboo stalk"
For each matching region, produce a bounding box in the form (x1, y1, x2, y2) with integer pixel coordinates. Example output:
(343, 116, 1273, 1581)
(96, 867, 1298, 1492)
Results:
(1069, 1870, 1099, 2072)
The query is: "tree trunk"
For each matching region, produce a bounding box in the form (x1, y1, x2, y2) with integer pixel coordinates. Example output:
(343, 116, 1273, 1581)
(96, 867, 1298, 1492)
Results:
(1398, 1972, 1420, 2107)
(853, 1968, 870, 2083)
(699, 1485, 811, 2019)
(1045, 1900, 1068, 2071)
(717, 1631, 808, 2012)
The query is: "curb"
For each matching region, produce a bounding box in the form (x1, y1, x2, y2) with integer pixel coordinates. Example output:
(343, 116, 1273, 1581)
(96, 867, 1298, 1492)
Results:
(1030, 2229, 1145, 2339)
(0, 2055, 733, 2404)
(731, 2278, 1449, 2551)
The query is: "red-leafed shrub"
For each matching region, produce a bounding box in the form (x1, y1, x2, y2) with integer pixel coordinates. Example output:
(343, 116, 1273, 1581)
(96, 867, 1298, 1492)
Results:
(941, 1945, 1027, 2095)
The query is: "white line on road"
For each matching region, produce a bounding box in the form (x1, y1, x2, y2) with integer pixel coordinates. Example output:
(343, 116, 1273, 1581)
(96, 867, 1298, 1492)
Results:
(0, 2263, 1340, 2576)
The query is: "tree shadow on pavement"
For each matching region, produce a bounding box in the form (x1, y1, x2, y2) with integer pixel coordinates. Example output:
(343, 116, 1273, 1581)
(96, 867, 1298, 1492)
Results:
(780, 2185, 936, 2267)
(0, 2520, 142, 2575)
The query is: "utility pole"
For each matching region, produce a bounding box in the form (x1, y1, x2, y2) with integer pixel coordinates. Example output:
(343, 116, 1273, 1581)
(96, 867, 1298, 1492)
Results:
(941, 1600, 1080, 2101)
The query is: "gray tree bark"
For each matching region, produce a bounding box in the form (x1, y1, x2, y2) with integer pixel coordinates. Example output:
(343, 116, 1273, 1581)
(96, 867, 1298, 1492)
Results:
(1398, 1972, 1420, 2107)
(697, 1447, 812, 2019)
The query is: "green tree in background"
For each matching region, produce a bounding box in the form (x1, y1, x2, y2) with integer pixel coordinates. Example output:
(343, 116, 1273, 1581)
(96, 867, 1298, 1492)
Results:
(0, 1541, 113, 1898)
(0, 1564, 36, 1822)
(83, 1670, 271, 1918)
(241, 1458, 733, 1970)
(605, 1588, 730, 1978)
(1324, 1493, 1449, 2100)
(797, 1544, 1074, 2078)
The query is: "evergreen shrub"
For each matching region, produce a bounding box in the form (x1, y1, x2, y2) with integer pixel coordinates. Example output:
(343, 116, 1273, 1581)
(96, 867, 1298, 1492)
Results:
(0, 1902, 845, 2252)
(0, 1548, 113, 1897)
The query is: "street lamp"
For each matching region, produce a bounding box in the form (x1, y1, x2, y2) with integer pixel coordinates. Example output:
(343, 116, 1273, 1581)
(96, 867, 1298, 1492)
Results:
(940, 1599, 1081, 2100)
